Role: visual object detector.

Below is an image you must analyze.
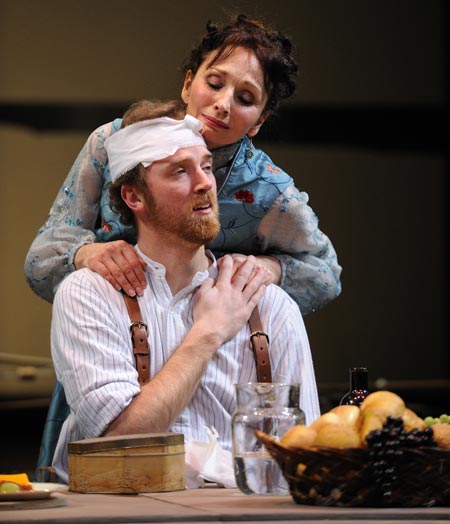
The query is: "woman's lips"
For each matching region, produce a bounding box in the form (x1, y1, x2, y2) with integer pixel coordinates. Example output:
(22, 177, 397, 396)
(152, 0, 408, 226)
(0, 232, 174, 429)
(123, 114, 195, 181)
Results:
(202, 114, 229, 130)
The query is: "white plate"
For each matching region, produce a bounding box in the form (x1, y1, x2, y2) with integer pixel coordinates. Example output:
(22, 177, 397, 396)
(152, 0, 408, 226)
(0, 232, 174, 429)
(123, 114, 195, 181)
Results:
(0, 482, 68, 501)
(32, 482, 69, 493)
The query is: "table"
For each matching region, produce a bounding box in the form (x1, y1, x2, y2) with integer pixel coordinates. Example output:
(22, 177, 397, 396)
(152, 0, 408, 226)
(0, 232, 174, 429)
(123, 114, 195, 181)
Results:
(1, 487, 449, 524)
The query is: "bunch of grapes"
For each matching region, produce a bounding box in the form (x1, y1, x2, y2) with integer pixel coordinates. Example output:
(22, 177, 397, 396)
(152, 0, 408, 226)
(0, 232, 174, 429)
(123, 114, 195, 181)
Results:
(366, 416, 435, 503)
(424, 413, 449, 426)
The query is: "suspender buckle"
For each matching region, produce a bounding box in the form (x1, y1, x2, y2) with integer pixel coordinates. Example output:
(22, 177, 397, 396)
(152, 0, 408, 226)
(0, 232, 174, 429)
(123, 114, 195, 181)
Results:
(130, 320, 148, 334)
(250, 330, 270, 345)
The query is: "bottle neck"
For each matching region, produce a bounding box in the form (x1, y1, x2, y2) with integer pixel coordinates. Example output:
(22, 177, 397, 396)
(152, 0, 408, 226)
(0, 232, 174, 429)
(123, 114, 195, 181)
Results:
(350, 367, 368, 390)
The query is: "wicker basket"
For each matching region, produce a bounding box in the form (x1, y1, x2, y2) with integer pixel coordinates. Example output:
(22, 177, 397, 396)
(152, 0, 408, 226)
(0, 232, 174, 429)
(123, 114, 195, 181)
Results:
(255, 429, 450, 507)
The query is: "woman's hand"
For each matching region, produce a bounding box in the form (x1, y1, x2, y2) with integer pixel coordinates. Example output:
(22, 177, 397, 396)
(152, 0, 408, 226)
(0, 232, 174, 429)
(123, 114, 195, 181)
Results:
(192, 255, 269, 345)
(217, 253, 281, 285)
(74, 241, 147, 297)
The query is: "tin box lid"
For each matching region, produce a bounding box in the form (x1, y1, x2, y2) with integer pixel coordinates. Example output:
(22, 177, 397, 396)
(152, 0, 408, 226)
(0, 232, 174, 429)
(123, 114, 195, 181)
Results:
(68, 432, 184, 454)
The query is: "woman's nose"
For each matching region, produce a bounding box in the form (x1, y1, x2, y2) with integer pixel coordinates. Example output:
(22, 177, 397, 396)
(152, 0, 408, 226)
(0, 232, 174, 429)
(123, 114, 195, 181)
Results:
(213, 90, 231, 115)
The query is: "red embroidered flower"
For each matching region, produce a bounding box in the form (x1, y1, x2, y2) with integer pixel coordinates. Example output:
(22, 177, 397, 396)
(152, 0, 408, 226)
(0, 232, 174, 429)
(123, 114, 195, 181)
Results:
(101, 219, 113, 232)
(234, 189, 254, 204)
(266, 164, 281, 174)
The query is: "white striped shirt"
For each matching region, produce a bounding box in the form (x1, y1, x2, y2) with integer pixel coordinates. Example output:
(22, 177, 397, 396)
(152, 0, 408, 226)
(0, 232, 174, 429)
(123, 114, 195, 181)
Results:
(51, 249, 320, 482)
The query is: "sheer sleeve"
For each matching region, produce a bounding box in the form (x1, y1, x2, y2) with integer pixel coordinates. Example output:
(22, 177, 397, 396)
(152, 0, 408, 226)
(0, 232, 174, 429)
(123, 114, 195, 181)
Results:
(257, 185, 342, 315)
(24, 121, 120, 303)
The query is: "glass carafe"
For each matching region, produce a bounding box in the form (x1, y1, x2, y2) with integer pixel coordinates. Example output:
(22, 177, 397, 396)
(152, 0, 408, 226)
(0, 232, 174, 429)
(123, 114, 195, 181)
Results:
(231, 382, 304, 495)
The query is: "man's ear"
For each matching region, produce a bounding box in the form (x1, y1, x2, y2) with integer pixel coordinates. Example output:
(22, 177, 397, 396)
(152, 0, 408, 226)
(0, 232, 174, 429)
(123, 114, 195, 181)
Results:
(247, 111, 270, 138)
(181, 70, 194, 104)
(121, 185, 144, 213)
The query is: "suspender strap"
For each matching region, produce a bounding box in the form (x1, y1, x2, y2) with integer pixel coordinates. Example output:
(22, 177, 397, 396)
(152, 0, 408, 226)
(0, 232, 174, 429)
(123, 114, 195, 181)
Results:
(124, 297, 272, 385)
(248, 307, 272, 383)
(124, 294, 150, 386)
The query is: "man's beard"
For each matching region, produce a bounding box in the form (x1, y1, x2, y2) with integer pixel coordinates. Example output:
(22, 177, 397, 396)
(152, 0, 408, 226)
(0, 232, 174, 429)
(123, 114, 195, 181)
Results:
(143, 190, 221, 245)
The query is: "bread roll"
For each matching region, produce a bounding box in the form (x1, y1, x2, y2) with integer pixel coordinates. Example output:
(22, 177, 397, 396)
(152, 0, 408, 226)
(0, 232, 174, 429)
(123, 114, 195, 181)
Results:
(330, 405, 361, 428)
(432, 423, 450, 450)
(280, 425, 317, 449)
(314, 423, 362, 449)
(310, 412, 341, 432)
(360, 409, 384, 443)
(360, 390, 405, 419)
(402, 408, 426, 431)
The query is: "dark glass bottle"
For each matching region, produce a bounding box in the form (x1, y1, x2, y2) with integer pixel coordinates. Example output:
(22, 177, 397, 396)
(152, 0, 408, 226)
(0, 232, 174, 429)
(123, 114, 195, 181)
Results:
(339, 367, 369, 406)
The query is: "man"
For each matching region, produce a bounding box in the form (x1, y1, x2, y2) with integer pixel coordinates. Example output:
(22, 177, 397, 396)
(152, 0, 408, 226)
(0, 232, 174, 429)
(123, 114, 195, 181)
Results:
(51, 100, 320, 483)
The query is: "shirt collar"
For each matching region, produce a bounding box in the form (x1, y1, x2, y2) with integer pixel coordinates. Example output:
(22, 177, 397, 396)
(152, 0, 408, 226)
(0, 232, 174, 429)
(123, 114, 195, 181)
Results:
(134, 244, 217, 282)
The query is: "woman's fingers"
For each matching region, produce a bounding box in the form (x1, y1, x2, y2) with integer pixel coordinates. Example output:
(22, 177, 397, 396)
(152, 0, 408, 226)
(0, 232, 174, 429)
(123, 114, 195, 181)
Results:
(109, 244, 147, 296)
(217, 253, 277, 285)
(75, 241, 147, 296)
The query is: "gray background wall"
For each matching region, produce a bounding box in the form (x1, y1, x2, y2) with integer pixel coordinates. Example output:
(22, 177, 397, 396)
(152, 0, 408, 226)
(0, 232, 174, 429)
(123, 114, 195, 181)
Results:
(0, 0, 447, 394)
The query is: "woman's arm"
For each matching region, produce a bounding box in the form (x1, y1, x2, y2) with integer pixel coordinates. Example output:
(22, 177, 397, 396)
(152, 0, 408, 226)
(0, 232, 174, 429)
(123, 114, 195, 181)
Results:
(24, 128, 105, 303)
(257, 185, 342, 315)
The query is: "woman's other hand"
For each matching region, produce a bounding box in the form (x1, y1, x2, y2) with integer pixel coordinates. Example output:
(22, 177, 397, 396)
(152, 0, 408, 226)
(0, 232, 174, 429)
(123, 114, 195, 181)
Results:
(217, 253, 281, 286)
(74, 241, 147, 297)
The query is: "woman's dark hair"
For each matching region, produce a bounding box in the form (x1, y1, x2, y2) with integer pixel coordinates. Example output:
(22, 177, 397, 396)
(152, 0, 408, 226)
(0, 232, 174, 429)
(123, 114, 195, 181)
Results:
(182, 14, 298, 112)
(109, 99, 186, 226)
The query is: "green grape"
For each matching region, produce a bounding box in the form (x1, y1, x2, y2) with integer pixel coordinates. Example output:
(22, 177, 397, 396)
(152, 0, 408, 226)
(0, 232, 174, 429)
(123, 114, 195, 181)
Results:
(0, 482, 20, 493)
(424, 414, 450, 425)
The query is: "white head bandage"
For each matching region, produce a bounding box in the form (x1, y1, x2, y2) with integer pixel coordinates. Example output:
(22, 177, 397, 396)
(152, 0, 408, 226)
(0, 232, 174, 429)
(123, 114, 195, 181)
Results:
(105, 115, 206, 182)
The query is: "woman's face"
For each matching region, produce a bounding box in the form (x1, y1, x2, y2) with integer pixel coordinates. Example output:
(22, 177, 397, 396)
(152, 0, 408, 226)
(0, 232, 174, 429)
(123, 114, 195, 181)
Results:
(181, 46, 268, 149)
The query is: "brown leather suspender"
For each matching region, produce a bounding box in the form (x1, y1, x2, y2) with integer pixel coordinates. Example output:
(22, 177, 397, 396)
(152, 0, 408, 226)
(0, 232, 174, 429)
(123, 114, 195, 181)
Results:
(248, 308, 272, 383)
(124, 294, 150, 386)
(124, 295, 271, 385)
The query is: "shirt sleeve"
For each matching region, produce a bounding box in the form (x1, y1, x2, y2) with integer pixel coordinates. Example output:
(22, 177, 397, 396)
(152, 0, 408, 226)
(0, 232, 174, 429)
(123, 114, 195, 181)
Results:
(257, 185, 342, 315)
(24, 121, 118, 303)
(51, 269, 141, 438)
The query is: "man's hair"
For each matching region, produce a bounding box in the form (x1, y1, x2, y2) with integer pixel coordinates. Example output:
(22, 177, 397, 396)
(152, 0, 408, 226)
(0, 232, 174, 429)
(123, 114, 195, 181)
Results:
(181, 14, 298, 113)
(109, 99, 186, 226)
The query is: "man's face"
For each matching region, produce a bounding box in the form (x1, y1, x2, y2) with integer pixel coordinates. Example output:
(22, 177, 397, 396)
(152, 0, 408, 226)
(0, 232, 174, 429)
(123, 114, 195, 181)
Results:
(142, 145, 220, 245)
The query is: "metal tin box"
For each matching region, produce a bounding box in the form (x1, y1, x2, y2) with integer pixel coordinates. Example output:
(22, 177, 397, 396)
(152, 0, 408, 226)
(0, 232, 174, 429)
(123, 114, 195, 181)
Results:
(68, 432, 185, 493)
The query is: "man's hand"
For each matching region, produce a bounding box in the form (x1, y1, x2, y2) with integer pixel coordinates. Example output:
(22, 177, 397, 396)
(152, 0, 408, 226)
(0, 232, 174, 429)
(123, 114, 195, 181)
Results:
(217, 253, 281, 286)
(192, 255, 269, 345)
(74, 241, 147, 297)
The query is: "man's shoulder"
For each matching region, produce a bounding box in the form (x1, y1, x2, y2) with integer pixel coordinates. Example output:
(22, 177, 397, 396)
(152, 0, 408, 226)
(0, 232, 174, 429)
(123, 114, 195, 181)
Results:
(260, 283, 298, 315)
(56, 268, 117, 301)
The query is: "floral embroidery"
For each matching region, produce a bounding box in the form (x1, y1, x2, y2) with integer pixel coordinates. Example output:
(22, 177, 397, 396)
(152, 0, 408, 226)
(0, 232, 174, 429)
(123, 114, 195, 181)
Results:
(235, 189, 254, 204)
(101, 219, 113, 232)
(266, 164, 281, 174)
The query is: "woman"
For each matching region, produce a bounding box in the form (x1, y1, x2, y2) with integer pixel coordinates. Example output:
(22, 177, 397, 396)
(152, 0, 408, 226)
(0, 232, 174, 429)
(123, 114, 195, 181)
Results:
(25, 14, 341, 315)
